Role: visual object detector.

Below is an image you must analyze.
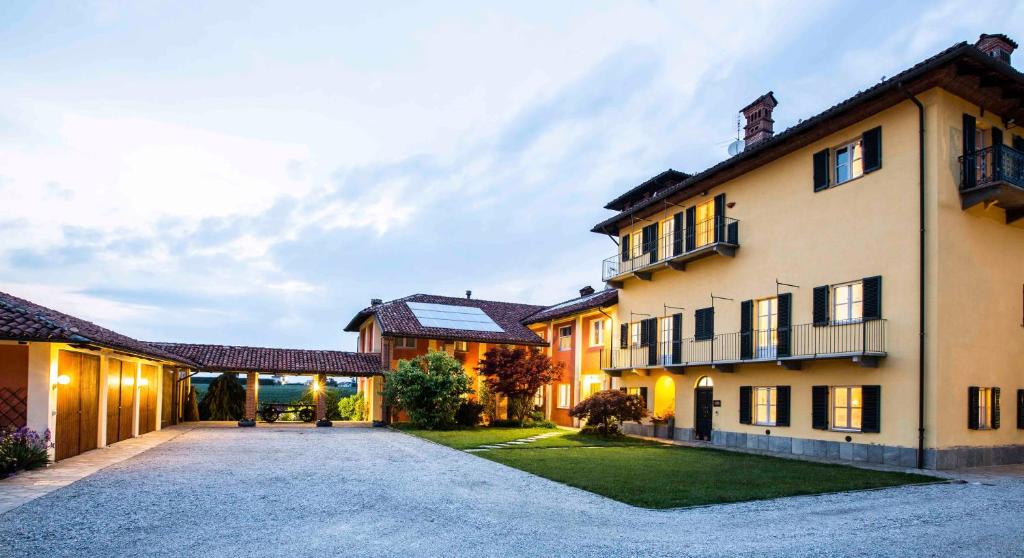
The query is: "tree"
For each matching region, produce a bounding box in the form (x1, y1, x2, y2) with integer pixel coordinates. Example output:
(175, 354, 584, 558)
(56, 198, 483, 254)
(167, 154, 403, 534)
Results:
(198, 373, 246, 420)
(337, 392, 367, 421)
(477, 346, 563, 426)
(569, 390, 648, 436)
(381, 351, 472, 429)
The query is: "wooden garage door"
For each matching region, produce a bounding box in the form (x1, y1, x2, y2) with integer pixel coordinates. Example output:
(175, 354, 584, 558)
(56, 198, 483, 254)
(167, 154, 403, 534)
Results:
(138, 364, 158, 435)
(106, 359, 137, 445)
(55, 351, 100, 461)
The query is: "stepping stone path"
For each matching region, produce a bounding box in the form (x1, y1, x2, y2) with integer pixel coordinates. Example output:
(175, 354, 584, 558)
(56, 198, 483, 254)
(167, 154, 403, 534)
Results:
(466, 431, 563, 452)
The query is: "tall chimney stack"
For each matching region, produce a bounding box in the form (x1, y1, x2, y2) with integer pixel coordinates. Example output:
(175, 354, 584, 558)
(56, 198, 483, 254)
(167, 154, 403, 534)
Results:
(975, 33, 1017, 65)
(579, 286, 595, 297)
(466, 290, 472, 299)
(741, 92, 779, 148)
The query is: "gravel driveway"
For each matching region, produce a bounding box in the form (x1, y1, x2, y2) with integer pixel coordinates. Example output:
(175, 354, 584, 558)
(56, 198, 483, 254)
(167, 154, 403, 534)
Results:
(1, 426, 1021, 557)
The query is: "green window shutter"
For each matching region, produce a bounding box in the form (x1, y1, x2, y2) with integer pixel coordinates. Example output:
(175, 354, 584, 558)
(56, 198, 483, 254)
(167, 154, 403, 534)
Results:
(672, 212, 684, 256)
(992, 387, 1001, 430)
(813, 285, 830, 326)
(776, 293, 792, 358)
(812, 386, 829, 430)
(862, 126, 882, 173)
(713, 193, 726, 242)
(694, 308, 714, 341)
(684, 206, 696, 252)
(968, 386, 980, 430)
(776, 386, 791, 427)
(739, 386, 752, 424)
(813, 148, 830, 191)
(621, 235, 630, 261)
(862, 385, 881, 433)
(671, 313, 682, 365)
(619, 323, 628, 349)
(642, 223, 658, 260)
(963, 114, 977, 188)
(862, 276, 882, 320)
(645, 318, 658, 366)
(739, 300, 753, 360)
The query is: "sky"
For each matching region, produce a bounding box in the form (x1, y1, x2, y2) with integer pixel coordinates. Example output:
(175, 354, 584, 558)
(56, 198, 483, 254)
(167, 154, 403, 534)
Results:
(1, 1, 1022, 351)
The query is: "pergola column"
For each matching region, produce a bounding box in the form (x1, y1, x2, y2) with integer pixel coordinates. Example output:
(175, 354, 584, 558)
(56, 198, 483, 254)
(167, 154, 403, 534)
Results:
(315, 373, 332, 427)
(239, 371, 258, 427)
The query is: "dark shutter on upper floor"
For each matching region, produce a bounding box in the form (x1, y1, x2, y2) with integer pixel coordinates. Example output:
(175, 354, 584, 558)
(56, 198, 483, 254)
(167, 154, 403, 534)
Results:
(620, 323, 629, 349)
(963, 114, 977, 189)
(695, 307, 714, 341)
(645, 318, 658, 366)
(672, 212, 684, 256)
(685, 206, 696, 252)
(862, 126, 882, 173)
(992, 127, 1003, 147)
(642, 223, 659, 261)
(813, 148, 830, 191)
(621, 235, 630, 262)
(992, 128, 1005, 182)
(968, 386, 980, 430)
(862, 276, 882, 320)
(671, 313, 682, 365)
(1017, 389, 1024, 429)
(992, 387, 1001, 429)
(1014, 136, 1024, 152)
(813, 285, 830, 326)
(776, 386, 791, 427)
(739, 300, 753, 360)
(713, 193, 726, 243)
(862, 385, 881, 433)
(812, 386, 829, 430)
(739, 386, 752, 424)
(776, 293, 792, 358)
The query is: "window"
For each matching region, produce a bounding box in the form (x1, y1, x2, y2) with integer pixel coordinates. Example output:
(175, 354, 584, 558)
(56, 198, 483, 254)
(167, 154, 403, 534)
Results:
(626, 386, 647, 406)
(584, 380, 602, 398)
(694, 199, 715, 247)
(660, 216, 674, 253)
(630, 231, 642, 260)
(755, 297, 778, 358)
(630, 322, 641, 347)
(557, 384, 571, 409)
(832, 281, 863, 324)
(558, 326, 572, 351)
(533, 388, 544, 409)
(453, 341, 468, 352)
(834, 139, 863, 184)
(395, 337, 417, 349)
(590, 320, 604, 347)
(754, 387, 777, 426)
(832, 386, 863, 431)
(977, 387, 993, 429)
(659, 317, 673, 364)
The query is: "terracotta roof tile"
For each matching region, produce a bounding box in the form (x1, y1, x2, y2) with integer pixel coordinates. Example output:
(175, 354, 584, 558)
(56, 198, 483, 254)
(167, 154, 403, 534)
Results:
(523, 289, 618, 324)
(150, 342, 383, 375)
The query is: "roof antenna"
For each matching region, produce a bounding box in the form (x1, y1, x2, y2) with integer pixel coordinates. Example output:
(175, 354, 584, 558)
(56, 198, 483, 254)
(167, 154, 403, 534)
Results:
(466, 290, 472, 299)
(727, 114, 745, 157)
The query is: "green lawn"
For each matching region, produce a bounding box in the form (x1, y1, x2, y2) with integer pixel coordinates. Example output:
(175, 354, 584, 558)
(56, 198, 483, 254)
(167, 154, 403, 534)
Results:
(395, 425, 565, 450)
(480, 444, 936, 509)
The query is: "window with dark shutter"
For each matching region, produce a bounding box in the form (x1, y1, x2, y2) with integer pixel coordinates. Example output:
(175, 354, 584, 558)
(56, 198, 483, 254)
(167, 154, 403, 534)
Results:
(685, 206, 696, 252)
(713, 194, 726, 243)
(813, 148, 830, 191)
(968, 386, 980, 430)
(862, 276, 882, 320)
(813, 286, 830, 326)
(776, 386, 791, 427)
(963, 114, 977, 189)
(645, 318, 658, 366)
(812, 386, 829, 430)
(695, 307, 714, 341)
(776, 293, 792, 358)
(620, 323, 628, 349)
(1014, 135, 1024, 152)
(740, 300, 753, 360)
(739, 386, 752, 424)
(621, 235, 630, 261)
(862, 385, 881, 433)
(1017, 389, 1024, 429)
(672, 212, 684, 256)
(992, 387, 1001, 430)
(642, 223, 658, 261)
(862, 126, 882, 173)
(671, 313, 682, 364)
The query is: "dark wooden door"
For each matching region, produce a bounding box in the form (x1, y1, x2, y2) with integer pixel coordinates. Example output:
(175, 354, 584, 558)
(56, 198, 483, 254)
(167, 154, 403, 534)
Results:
(119, 362, 135, 440)
(107, 360, 124, 444)
(139, 364, 157, 435)
(695, 387, 714, 441)
(55, 351, 100, 461)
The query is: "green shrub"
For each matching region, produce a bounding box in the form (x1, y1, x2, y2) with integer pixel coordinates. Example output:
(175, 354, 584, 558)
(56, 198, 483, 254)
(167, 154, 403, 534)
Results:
(455, 400, 485, 427)
(477, 383, 498, 423)
(0, 426, 52, 477)
(183, 386, 200, 422)
(381, 351, 472, 429)
(488, 418, 556, 428)
(570, 389, 647, 437)
(337, 392, 367, 421)
(198, 373, 246, 420)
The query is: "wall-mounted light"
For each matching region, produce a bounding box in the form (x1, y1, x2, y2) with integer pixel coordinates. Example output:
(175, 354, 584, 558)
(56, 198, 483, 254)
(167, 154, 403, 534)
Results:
(310, 381, 321, 393)
(122, 377, 135, 386)
(57, 375, 71, 385)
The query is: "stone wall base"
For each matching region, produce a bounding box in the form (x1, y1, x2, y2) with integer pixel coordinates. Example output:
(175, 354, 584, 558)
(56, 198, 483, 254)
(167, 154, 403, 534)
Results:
(670, 427, 1024, 470)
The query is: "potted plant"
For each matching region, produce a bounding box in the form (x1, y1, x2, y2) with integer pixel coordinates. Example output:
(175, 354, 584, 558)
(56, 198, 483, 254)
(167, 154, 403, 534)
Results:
(651, 411, 675, 439)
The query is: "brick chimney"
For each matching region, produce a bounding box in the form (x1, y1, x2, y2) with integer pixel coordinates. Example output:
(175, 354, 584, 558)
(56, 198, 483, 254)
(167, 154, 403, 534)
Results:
(466, 290, 472, 299)
(370, 298, 382, 306)
(741, 92, 779, 148)
(579, 286, 595, 297)
(976, 34, 1017, 64)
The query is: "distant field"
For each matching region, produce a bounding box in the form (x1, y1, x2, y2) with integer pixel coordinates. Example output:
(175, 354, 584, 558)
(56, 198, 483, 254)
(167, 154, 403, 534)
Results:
(191, 384, 353, 404)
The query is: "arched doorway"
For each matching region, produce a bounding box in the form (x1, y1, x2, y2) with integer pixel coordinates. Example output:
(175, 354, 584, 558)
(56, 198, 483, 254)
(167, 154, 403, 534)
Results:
(694, 376, 713, 441)
(654, 375, 676, 419)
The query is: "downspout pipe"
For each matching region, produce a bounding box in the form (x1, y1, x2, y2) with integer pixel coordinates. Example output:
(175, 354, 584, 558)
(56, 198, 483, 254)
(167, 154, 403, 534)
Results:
(899, 82, 927, 469)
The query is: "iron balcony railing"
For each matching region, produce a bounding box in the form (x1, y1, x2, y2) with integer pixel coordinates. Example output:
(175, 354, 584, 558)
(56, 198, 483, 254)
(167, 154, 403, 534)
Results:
(602, 216, 739, 282)
(603, 319, 886, 370)
(959, 145, 1024, 191)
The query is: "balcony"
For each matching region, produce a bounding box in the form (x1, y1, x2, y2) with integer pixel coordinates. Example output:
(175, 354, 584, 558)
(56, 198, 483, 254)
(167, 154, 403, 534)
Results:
(602, 319, 886, 374)
(959, 145, 1024, 224)
(602, 217, 739, 285)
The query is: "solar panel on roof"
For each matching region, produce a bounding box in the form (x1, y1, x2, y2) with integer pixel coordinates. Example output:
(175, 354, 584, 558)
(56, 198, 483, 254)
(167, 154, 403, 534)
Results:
(407, 302, 505, 332)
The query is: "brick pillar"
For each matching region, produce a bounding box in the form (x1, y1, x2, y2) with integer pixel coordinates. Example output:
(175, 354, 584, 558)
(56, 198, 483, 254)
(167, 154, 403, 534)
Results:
(239, 372, 258, 427)
(315, 373, 332, 427)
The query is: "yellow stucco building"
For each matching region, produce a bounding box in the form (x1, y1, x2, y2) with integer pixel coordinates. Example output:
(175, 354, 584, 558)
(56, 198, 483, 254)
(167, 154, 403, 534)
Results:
(592, 34, 1024, 469)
